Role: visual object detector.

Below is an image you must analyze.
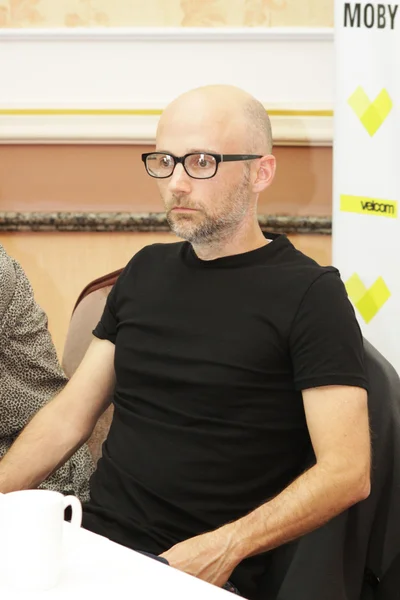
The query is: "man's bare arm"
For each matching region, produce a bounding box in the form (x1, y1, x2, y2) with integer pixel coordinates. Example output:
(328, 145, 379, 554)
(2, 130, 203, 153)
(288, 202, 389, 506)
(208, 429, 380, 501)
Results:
(161, 385, 371, 586)
(230, 385, 370, 558)
(0, 337, 115, 493)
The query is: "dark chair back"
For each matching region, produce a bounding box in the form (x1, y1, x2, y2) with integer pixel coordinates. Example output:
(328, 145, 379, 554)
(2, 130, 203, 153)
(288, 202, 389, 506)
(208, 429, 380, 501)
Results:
(259, 340, 400, 600)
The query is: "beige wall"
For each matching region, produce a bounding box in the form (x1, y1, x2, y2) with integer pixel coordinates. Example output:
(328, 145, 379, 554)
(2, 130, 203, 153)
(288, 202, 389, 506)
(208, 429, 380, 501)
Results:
(1, 232, 332, 360)
(0, 0, 333, 28)
(0, 145, 332, 215)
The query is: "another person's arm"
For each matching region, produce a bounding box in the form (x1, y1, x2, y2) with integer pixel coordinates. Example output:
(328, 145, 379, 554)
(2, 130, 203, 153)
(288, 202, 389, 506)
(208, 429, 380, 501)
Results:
(0, 252, 95, 500)
(0, 337, 115, 493)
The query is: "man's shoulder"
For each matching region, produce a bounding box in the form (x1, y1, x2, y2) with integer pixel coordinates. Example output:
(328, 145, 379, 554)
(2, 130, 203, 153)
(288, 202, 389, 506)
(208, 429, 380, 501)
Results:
(129, 241, 184, 265)
(269, 237, 340, 287)
(258, 238, 346, 322)
(118, 242, 185, 280)
(139, 241, 185, 257)
(273, 237, 330, 268)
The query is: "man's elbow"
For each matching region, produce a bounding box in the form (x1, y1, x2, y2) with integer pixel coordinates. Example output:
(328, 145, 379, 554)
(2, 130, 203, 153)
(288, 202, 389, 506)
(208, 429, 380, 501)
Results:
(323, 456, 371, 507)
(348, 464, 371, 505)
(357, 469, 371, 501)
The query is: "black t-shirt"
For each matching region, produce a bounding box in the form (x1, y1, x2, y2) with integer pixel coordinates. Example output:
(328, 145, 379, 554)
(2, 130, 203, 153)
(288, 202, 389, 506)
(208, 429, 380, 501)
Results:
(84, 233, 368, 599)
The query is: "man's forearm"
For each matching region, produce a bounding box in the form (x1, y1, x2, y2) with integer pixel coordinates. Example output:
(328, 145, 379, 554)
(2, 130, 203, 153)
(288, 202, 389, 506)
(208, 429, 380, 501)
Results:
(0, 392, 90, 493)
(222, 462, 370, 564)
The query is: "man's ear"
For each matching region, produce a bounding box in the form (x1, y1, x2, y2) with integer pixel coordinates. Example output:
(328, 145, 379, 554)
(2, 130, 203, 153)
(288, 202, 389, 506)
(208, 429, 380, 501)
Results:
(252, 155, 276, 194)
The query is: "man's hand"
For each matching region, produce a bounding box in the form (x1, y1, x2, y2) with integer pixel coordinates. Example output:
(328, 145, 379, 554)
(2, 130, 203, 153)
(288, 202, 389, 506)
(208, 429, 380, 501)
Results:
(160, 526, 241, 587)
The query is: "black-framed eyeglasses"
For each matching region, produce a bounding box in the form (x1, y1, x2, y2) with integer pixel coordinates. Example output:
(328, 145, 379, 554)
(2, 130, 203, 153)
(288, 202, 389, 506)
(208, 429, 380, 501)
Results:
(141, 152, 263, 180)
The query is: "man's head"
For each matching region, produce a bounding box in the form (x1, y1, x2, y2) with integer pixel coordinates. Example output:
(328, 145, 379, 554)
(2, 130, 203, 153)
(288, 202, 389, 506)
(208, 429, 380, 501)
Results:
(146, 85, 276, 246)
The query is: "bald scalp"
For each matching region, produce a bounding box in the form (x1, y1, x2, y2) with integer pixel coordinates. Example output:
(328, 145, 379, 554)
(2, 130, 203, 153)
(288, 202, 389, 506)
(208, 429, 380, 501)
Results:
(243, 96, 273, 155)
(159, 85, 273, 155)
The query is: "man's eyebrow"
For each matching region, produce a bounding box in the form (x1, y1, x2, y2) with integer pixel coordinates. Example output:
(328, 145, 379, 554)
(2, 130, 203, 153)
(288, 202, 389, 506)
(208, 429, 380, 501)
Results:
(155, 149, 220, 155)
(187, 148, 220, 155)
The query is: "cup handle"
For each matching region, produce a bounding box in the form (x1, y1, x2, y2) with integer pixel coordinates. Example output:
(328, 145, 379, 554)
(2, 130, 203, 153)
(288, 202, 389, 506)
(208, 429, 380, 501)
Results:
(63, 495, 82, 528)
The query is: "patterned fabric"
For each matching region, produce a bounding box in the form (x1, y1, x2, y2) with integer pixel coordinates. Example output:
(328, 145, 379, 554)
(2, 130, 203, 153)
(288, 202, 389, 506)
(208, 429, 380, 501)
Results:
(0, 244, 94, 501)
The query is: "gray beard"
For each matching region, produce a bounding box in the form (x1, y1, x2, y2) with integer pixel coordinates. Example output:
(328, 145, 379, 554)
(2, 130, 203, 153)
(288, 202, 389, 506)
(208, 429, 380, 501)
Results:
(166, 210, 244, 245)
(166, 171, 251, 245)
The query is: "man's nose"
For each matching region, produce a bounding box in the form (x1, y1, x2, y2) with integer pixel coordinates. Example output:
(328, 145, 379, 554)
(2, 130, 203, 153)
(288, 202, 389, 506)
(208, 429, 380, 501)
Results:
(168, 163, 191, 194)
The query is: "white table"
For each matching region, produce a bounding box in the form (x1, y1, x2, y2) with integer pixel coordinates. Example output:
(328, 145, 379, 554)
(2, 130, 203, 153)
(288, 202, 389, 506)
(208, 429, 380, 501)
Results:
(0, 523, 237, 599)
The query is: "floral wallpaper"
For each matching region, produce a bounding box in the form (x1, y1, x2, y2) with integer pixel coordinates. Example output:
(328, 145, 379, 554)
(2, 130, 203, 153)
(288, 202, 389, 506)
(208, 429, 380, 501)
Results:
(0, 0, 333, 28)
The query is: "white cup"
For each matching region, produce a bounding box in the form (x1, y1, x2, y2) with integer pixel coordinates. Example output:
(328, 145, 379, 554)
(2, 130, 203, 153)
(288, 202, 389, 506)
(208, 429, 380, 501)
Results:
(0, 489, 82, 591)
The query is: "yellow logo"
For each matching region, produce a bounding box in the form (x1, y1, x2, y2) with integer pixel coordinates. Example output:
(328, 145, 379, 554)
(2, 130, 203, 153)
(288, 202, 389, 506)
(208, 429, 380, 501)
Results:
(345, 274, 391, 324)
(340, 195, 397, 218)
(348, 87, 392, 135)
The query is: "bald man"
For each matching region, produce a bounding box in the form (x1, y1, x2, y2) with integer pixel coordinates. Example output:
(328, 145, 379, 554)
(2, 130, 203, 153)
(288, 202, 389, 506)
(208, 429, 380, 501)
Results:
(0, 86, 370, 600)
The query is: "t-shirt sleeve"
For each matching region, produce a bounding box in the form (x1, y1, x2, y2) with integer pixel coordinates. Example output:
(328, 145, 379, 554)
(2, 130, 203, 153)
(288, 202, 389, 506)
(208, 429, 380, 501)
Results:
(92, 248, 150, 344)
(289, 271, 368, 392)
(92, 273, 124, 345)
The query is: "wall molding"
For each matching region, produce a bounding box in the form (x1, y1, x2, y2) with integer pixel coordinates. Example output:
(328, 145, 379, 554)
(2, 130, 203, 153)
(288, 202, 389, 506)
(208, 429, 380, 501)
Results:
(0, 27, 334, 146)
(0, 212, 332, 234)
(0, 26, 333, 42)
(0, 112, 333, 146)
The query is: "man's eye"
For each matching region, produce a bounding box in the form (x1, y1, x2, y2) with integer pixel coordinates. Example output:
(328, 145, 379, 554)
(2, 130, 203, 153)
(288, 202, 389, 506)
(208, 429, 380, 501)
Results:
(161, 157, 172, 167)
(198, 157, 209, 167)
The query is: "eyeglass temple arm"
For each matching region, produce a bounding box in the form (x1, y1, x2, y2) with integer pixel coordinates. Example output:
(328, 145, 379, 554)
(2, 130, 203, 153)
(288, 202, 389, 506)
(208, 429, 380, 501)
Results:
(221, 154, 263, 162)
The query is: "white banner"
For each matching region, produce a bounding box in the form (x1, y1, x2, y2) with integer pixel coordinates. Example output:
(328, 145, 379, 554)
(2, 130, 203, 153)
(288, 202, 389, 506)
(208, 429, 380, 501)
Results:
(333, 1, 400, 373)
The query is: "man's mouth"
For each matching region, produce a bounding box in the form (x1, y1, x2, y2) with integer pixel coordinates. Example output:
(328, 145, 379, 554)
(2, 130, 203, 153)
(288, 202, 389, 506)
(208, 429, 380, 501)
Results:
(171, 207, 198, 212)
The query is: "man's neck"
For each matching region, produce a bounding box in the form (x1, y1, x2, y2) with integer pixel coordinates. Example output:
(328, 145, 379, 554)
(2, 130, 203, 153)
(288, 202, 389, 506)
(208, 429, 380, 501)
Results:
(191, 226, 269, 262)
